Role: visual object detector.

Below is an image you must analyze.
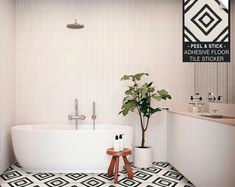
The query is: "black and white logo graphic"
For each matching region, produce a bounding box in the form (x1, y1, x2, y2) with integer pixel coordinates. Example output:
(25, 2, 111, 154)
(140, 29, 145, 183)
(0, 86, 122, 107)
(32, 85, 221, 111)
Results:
(183, 0, 230, 62)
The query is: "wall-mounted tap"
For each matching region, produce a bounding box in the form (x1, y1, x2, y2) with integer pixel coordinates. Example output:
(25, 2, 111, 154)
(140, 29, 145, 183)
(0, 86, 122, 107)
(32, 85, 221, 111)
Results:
(208, 92, 216, 102)
(217, 96, 223, 103)
(68, 99, 86, 130)
(91, 101, 96, 130)
(190, 93, 202, 101)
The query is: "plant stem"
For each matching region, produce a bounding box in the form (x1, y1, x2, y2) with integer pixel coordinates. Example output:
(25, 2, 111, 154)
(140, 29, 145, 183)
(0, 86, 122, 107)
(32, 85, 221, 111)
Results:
(144, 117, 150, 132)
(141, 130, 145, 147)
(137, 106, 144, 131)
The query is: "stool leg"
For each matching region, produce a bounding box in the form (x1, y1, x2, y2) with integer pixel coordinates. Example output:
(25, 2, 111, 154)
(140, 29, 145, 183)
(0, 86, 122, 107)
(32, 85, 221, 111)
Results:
(123, 156, 133, 179)
(108, 156, 116, 177)
(114, 157, 119, 183)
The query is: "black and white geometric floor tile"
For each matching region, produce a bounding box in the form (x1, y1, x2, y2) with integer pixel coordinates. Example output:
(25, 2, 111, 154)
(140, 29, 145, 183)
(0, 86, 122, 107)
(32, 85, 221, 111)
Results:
(0, 162, 195, 187)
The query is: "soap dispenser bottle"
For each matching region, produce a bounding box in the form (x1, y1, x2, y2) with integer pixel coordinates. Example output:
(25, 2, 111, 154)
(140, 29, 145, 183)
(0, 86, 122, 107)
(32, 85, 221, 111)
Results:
(114, 135, 119, 152)
(119, 134, 124, 151)
(188, 96, 195, 112)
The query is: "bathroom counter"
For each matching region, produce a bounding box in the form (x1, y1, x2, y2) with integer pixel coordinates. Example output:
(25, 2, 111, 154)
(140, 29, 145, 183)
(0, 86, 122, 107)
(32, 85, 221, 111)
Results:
(169, 111, 235, 127)
(167, 111, 235, 187)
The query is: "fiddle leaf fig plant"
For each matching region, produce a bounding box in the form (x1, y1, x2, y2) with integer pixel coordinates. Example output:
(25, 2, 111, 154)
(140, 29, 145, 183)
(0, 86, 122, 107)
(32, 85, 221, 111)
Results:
(119, 73, 171, 148)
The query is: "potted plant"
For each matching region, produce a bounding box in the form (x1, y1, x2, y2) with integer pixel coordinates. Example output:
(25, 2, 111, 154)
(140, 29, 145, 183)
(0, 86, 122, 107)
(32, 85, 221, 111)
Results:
(119, 73, 171, 168)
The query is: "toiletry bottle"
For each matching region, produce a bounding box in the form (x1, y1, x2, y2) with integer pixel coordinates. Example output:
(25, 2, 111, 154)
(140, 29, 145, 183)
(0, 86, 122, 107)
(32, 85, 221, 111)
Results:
(119, 134, 124, 151)
(188, 96, 195, 112)
(114, 135, 119, 152)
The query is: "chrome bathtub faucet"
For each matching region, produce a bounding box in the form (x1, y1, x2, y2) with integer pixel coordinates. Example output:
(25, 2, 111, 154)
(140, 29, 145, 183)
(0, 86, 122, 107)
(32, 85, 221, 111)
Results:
(68, 98, 86, 130)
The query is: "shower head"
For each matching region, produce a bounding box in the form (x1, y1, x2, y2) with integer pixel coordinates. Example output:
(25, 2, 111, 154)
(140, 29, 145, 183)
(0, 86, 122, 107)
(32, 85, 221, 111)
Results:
(66, 19, 84, 29)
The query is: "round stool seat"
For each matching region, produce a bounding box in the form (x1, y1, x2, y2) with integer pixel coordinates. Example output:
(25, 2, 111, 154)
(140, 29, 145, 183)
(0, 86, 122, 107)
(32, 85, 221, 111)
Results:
(106, 148, 131, 156)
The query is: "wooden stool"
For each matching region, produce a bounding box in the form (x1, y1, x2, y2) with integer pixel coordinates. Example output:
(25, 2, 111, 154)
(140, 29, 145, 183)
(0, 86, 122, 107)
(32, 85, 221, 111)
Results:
(106, 148, 133, 184)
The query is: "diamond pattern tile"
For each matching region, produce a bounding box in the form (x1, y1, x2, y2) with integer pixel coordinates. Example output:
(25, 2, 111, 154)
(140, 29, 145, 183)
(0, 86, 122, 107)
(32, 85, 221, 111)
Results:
(0, 162, 195, 186)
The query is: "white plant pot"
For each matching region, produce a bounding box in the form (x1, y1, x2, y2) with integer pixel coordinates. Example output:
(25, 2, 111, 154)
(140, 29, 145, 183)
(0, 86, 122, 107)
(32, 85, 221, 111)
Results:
(134, 146, 153, 168)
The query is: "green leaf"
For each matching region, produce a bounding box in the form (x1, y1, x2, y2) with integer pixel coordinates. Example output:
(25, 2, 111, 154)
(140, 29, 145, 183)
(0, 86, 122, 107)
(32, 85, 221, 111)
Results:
(133, 73, 148, 81)
(167, 95, 172, 99)
(122, 107, 129, 116)
(125, 87, 134, 95)
(152, 94, 162, 101)
(150, 107, 161, 115)
(141, 86, 148, 98)
(148, 82, 153, 87)
(119, 99, 138, 116)
(121, 75, 132, 81)
(149, 87, 155, 92)
(122, 96, 129, 103)
(157, 89, 171, 100)
(158, 89, 168, 95)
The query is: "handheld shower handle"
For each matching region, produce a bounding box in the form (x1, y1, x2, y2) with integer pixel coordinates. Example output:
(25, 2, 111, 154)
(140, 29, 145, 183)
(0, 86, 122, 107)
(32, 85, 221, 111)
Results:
(92, 102, 96, 119)
(75, 99, 78, 115)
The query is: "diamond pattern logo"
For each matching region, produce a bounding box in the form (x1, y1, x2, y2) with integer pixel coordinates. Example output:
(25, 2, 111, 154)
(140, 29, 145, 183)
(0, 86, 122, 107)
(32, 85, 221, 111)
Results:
(191, 4, 222, 35)
(44, 177, 69, 187)
(198, 12, 214, 27)
(8, 177, 33, 187)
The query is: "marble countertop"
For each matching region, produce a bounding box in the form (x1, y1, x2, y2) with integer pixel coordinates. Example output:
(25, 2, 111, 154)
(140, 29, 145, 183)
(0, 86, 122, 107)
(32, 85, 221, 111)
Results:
(169, 110, 235, 127)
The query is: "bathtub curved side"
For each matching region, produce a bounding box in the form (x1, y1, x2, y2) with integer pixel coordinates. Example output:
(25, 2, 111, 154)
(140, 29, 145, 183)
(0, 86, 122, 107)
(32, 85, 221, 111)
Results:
(12, 124, 133, 173)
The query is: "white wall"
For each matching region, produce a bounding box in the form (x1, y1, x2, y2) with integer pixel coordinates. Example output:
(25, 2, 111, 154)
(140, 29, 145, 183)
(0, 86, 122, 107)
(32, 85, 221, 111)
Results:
(0, 0, 16, 173)
(15, 0, 194, 161)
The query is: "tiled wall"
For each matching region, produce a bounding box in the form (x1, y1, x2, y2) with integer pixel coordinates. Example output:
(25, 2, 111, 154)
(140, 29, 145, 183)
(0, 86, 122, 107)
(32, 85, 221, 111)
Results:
(16, 0, 194, 161)
(0, 0, 16, 173)
(195, 3, 235, 105)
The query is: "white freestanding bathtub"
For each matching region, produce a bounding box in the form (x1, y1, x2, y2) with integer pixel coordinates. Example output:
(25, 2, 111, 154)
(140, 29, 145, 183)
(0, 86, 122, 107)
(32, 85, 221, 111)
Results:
(12, 124, 133, 173)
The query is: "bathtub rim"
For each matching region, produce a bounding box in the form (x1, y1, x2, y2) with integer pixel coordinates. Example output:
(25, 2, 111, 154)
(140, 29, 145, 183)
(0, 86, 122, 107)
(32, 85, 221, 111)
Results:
(11, 124, 133, 132)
